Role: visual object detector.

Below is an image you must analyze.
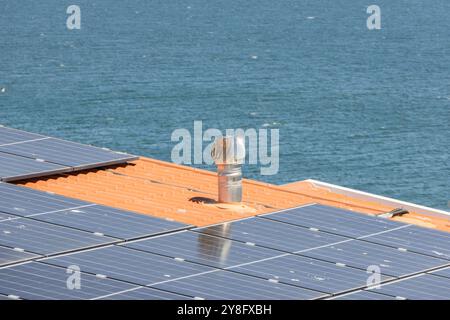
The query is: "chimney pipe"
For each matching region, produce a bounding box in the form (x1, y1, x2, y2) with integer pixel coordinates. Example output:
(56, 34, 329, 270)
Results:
(211, 135, 245, 203)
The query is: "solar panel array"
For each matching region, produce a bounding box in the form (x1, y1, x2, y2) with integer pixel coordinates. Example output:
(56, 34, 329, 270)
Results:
(0, 126, 138, 181)
(1, 197, 449, 299)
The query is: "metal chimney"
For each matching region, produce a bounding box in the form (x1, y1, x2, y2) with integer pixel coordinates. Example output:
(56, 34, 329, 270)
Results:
(211, 135, 245, 203)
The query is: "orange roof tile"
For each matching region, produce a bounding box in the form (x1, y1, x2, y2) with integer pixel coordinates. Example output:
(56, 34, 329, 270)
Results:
(17, 157, 450, 231)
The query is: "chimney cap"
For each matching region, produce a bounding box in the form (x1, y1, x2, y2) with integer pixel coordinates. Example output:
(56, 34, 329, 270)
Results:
(211, 135, 245, 165)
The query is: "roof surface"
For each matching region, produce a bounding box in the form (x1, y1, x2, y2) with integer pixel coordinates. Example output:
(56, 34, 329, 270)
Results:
(1, 126, 449, 300)
(18, 157, 450, 231)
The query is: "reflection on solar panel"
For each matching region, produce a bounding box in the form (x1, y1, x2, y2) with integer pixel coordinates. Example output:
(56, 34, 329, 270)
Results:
(42, 245, 214, 286)
(0, 152, 68, 182)
(152, 270, 327, 300)
(230, 254, 392, 294)
(368, 274, 450, 300)
(99, 287, 190, 300)
(261, 204, 404, 238)
(363, 225, 450, 260)
(125, 231, 281, 269)
(0, 138, 137, 170)
(0, 216, 117, 255)
(0, 262, 137, 300)
(197, 217, 348, 253)
(333, 290, 396, 300)
(0, 126, 137, 181)
(0, 245, 40, 266)
(301, 238, 449, 277)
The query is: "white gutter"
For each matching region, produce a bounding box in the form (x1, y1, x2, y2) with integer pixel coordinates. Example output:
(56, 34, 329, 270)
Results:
(305, 179, 450, 219)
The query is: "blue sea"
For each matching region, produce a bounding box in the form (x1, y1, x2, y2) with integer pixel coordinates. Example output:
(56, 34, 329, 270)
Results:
(0, 1, 448, 210)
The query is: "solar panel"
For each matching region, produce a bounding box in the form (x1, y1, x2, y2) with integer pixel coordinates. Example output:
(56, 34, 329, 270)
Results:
(332, 290, 396, 300)
(197, 217, 348, 253)
(0, 137, 137, 170)
(363, 225, 450, 260)
(0, 216, 118, 255)
(124, 231, 282, 269)
(32, 204, 188, 240)
(429, 266, 450, 279)
(300, 239, 449, 277)
(152, 269, 327, 300)
(0, 126, 46, 146)
(368, 274, 450, 300)
(0, 262, 137, 300)
(98, 287, 190, 300)
(0, 126, 137, 181)
(230, 254, 393, 295)
(0, 152, 69, 182)
(42, 245, 214, 286)
(0, 182, 87, 216)
(261, 204, 405, 238)
(0, 182, 188, 239)
(0, 245, 40, 266)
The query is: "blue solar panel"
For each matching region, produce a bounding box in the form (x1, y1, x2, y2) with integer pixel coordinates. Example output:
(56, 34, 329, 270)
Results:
(151, 269, 327, 300)
(0, 126, 137, 181)
(0, 262, 137, 300)
(125, 231, 282, 269)
(0, 245, 40, 266)
(363, 225, 450, 260)
(0, 182, 87, 216)
(0, 137, 137, 170)
(429, 266, 450, 279)
(42, 245, 214, 286)
(300, 239, 449, 277)
(99, 287, 190, 300)
(261, 204, 405, 238)
(0, 152, 69, 182)
(333, 290, 396, 300)
(0, 126, 46, 145)
(32, 204, 189, 240)
(0, 216, 118, 255)
(196, 217, 348, 253)
(370, 274, 450, 300)
(230, 254, 393, 294)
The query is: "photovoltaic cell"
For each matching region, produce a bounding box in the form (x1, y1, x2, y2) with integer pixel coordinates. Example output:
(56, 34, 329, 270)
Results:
(261, 204, 405, 238)
(124, 231, 282, 269)
(363, 225, 450, 260)
(0, 152, 68, 182)
(0, 217, 118, 255)
(0, 245, 40, 266)
(333, 290, 396, 300)
(0, 182, 87, 216)
(152, 270, 327, 300)
(42, 245, 214, 286)
(197, 217, 348, 253)
(300, 239, 449, 277)
(99, 287, 190, 300)
(33, 204, 188, 240)
(230, 254, 392, 294)
(0, 126, 137, 181)
(0, 137, 137, 170)
(429, 266, 450, 279)
(371, 274, 450, 300)
(0, 262, 137, 300)
(0, 183, 188, 240)
(0, 126, 46, 146)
